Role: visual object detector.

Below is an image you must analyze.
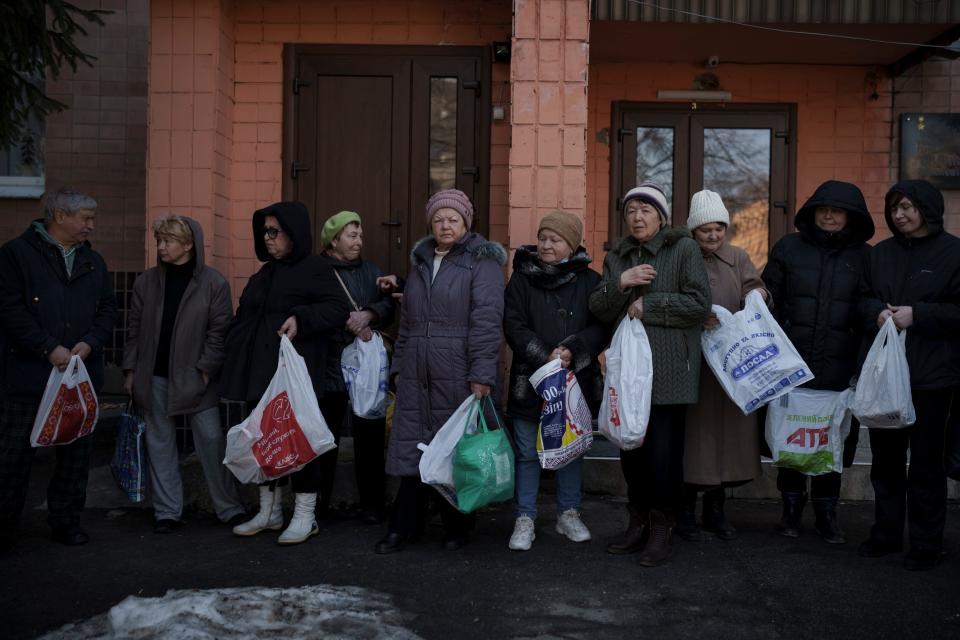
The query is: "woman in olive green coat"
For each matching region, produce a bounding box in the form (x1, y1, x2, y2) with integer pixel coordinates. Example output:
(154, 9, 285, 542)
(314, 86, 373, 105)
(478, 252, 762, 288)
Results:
(589, 181, 711, 567)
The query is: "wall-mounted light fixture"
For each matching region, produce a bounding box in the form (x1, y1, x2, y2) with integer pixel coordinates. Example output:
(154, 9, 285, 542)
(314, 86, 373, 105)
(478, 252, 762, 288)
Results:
(492, 41, 511, 63)
(657, 90, 732, 102)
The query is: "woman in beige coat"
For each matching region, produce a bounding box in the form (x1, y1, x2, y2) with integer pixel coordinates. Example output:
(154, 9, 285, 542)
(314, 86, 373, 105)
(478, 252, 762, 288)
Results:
(679, 190, 767, 542)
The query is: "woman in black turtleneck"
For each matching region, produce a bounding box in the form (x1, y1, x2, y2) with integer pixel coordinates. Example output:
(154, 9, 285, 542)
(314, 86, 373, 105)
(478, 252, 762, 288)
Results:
(123, 215, 246, 534)
(761, 180, 875, 545)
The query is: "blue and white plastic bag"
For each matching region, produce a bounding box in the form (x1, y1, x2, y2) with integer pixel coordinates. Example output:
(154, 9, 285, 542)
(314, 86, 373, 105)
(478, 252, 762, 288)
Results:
(341, 332, 389, 419)
(528, 358, 593, 470)
(702, 290, 814, 414)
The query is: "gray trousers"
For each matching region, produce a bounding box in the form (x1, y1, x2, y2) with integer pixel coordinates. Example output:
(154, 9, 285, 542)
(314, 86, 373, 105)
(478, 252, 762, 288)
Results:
(146, 377, 245, 522)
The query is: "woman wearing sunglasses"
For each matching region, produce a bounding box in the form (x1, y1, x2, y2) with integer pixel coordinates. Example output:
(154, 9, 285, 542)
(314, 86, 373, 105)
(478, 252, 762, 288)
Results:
(221, 201, 351, 545)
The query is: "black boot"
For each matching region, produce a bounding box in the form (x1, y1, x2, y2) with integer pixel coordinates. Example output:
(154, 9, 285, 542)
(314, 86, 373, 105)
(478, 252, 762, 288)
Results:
(607, 505, 647, 554)
(637, 510, 675, 567)
(779, 492, 806, 538)
(813, 497, 846, 544)
(675, 486, 702, 541)
(702, 488, 737, 541)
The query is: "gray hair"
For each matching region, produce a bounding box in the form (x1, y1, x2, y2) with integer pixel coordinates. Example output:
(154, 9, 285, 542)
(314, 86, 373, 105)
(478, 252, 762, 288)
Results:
(43, 188, 98, 221)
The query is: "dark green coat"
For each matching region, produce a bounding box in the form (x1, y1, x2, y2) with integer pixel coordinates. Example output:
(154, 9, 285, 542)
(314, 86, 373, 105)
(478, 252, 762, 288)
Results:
(589, 226, 711, 405)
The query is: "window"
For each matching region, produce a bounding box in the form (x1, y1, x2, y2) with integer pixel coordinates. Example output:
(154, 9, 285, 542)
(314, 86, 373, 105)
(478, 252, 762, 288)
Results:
(0, 109, 46, 199)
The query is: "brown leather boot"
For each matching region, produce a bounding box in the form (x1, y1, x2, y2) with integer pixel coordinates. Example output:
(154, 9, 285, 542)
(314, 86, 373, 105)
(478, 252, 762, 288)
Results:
(637, 510, 675, 567)
(606, 505, 647, 554)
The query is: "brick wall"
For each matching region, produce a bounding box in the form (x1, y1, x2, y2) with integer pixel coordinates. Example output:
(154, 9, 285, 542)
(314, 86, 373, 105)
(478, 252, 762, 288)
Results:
(508, 0, 590, 251)
(149, 0, 513, 296)
(586, 61, 898, 261)
(0, 0, 149, 272)
(891, 57, 960, 236)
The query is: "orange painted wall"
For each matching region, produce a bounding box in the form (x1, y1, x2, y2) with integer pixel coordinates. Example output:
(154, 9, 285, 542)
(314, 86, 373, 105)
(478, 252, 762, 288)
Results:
(585, 61, 897, 262)
(148, 0, 512, 297)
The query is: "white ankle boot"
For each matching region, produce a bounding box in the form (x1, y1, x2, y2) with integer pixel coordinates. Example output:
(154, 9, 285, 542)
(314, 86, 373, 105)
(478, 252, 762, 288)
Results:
(278, 493, 319, 545)
(232, 486, 283, 536)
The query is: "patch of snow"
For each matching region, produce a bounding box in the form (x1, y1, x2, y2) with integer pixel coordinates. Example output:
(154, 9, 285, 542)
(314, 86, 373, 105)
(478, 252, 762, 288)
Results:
(40, 585, 422, 640)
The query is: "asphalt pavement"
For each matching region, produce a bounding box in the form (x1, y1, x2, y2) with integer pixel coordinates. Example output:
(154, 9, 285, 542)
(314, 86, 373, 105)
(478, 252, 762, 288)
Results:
(3, 454, 959, 639)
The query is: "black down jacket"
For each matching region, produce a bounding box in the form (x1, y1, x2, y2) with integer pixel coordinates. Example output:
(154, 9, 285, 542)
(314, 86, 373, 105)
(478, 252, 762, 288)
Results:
(0, 222, 117, 398)
(859, 180, 960, 391)
(504, 245, 607, 422)
(220, 202, 351, 404)
(319, 252, 397, 394)
(761, 180, 875, 391)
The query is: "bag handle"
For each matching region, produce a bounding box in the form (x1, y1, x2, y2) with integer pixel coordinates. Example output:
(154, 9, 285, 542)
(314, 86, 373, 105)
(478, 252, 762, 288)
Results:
(332, 269, 362, 312)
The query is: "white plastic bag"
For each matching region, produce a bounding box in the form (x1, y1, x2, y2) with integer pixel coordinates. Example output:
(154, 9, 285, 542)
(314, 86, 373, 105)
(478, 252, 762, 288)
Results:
(851, 317, 916, 428)
(765, 388, 853, 476)
(598, 316, 653, 450)
(224, 336, 336, 484)
(528, 358, 593, 469)
(30, 355, 99, 447)
(341, 332, 389, 419)
(702, 290, 815, 415)
(418, 395, 477, 506)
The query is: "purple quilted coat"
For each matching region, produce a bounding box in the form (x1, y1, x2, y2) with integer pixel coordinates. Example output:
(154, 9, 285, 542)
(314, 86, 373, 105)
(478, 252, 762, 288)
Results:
(385, 232, 506, 477)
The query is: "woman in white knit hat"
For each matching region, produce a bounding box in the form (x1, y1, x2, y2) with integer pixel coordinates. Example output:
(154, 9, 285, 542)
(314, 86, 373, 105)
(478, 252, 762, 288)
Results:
(679, 189, 768, 542)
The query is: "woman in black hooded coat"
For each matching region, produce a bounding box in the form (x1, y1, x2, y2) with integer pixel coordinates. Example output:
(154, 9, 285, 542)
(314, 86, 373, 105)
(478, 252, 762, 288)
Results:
(858, 180, 960, 571)
(761, 180, 875, 544)
(221, 201, 350, 545)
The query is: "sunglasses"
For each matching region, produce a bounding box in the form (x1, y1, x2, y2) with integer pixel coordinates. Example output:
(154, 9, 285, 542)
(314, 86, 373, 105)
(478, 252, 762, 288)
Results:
(262, 226, 283, 239)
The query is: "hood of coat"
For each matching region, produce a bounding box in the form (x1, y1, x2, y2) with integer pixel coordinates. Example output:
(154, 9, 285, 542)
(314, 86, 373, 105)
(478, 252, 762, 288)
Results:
(252, 201, 313, 262)
(512, 244, 592, 290)
(884, 179, 945, 240)
(155, 215, 206, 277)
(794, 180, 874, 247)
(610, 225, 691, 258)
(411, 232, 508, 267)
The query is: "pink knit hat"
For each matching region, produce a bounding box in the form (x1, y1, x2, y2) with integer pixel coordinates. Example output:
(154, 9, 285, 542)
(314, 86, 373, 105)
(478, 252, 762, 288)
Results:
(425, 189, 474, 229)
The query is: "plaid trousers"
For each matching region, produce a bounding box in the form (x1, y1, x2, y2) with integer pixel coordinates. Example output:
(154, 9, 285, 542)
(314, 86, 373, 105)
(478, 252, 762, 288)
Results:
(0, 397, 92, 530)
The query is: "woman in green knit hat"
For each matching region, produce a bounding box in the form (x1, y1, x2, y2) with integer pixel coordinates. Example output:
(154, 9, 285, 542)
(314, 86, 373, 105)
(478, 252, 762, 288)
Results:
(317, 210, 400, 524)
(589, 181, 711, 568)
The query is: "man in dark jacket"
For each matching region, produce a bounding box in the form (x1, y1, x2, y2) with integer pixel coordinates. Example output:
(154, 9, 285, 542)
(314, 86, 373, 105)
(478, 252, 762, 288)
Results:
(762, 180, 874, 544)
(0, 188, 117, 548)
(858, 179, 960, 571)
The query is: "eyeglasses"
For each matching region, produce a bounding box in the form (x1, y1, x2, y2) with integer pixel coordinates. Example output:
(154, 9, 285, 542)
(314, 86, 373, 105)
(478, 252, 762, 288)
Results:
(263, 226, 283, 239)
(892, 202, 915, 214)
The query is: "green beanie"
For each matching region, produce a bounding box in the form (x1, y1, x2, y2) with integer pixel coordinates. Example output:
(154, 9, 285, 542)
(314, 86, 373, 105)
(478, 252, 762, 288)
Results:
(319, 210, 362, 247)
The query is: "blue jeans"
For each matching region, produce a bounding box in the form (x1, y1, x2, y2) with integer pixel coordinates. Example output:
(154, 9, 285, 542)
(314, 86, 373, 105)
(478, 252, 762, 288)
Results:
(512, 417, 583, 519)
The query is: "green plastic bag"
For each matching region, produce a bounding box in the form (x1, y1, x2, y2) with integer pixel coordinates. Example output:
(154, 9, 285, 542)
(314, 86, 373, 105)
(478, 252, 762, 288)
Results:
(452, 398, 515, 513)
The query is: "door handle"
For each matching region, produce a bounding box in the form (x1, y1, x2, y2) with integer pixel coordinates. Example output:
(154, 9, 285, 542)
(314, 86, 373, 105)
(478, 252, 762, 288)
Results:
(381, 220, 402, 227)
(291, 162, 310, 179)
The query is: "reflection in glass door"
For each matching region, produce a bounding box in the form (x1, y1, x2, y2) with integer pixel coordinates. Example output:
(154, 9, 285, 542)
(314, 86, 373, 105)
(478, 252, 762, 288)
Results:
(702, 128, 771, 269)
(612, 104, 793, 259)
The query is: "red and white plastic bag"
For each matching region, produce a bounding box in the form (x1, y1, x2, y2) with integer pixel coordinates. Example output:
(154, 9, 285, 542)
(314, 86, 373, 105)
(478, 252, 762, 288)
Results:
(30, 355, 99, 447)
(224, 336, 336, 484)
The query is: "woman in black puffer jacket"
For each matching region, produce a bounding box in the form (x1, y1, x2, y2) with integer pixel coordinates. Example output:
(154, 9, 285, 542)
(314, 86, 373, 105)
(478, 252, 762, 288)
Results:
(761, 180, 874, 544)
(858, 180, 960, 571)
(503, 211, 607, 552)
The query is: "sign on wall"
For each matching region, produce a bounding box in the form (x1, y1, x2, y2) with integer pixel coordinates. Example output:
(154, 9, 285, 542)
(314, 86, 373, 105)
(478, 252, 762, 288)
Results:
(900, 113, 960, 189)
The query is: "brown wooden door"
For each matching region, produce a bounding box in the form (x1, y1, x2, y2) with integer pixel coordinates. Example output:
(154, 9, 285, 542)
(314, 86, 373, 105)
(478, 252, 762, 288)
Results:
(610, 104, 795, 270)
(285, 46, 490, 276)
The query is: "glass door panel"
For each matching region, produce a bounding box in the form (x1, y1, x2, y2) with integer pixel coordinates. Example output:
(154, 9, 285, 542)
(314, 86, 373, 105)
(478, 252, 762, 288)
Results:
(702, 127, 771, 270)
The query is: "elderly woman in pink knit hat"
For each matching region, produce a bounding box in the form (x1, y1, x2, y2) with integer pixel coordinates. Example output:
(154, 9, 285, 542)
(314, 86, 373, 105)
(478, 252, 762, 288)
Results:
(679, 189, 768, 543)
(375, 188, 507, 554)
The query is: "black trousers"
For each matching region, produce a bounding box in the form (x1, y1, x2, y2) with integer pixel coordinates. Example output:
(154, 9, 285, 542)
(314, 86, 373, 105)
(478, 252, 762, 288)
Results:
(0, 397, 91, 530)
(620, 404, 687, 514)
(868, 388, 954, 552)
(776, 469, 842, 499)
(389, 475, 475, 538)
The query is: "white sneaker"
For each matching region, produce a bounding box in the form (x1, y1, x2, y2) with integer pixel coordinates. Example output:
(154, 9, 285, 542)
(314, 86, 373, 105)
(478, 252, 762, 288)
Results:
(508, 515, 536, 551)
(556, 509, 592, 542)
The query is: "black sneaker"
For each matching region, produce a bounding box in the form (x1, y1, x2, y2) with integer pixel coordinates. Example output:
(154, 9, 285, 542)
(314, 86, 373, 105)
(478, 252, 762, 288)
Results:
(904, 548, 941, 571)
(52, 524, 89, 546)
(154, 519, 182, 534)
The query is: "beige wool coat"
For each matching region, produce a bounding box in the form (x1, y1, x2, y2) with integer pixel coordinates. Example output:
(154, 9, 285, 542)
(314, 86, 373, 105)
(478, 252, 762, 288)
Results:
(684, 242, 766, 486)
